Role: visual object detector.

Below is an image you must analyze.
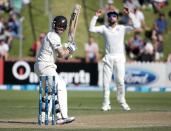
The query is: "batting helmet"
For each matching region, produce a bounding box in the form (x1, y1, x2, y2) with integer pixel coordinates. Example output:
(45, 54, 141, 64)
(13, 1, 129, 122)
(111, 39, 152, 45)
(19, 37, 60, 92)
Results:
(52, 16, 67, 30)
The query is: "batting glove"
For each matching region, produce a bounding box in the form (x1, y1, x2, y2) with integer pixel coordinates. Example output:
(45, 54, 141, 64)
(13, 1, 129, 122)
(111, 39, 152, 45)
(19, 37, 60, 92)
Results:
(67, 42, 77, 54)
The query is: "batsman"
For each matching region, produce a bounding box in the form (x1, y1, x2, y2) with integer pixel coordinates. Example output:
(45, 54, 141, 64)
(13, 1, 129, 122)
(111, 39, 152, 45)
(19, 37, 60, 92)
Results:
(34, 4, 81, 124)
(34, 15, 77, 124)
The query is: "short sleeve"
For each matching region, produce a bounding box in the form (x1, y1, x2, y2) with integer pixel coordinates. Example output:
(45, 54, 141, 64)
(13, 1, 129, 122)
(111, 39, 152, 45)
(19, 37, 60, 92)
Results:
(47, 32, 62, 49)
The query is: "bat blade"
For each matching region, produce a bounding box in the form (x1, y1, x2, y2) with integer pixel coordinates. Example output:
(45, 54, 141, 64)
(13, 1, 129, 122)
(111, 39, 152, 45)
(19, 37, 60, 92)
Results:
(68, 4, 81, 43)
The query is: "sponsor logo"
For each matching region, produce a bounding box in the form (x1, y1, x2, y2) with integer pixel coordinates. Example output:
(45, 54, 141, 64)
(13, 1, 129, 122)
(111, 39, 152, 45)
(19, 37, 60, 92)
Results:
(125, 68, 157, 86)
(59, 70, 90, 84)
(12, 61, 31, 80)
(29, 70, 90, 84)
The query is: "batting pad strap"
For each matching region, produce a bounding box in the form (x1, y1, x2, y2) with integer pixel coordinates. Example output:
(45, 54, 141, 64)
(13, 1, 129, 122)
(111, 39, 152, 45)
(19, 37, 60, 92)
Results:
(42, 109, 46, 112)
(42, 97, 50, 103)
(56, 109, 61, 113)
(42, 97, 45, 102)
(55, 100, 59, 105)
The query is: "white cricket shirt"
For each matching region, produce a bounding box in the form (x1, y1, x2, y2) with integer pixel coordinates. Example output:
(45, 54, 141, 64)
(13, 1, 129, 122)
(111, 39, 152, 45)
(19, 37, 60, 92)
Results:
(36, 31, 62, 64)
(89, 15, 135, 55)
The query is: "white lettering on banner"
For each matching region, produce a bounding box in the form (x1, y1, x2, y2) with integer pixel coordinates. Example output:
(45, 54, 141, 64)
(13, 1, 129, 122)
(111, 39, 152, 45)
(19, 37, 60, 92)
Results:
(59, 70, 90, 84)
(12, 61, 30, 80)
(125, 74, 148, 84)
(29, 72, 39, 83)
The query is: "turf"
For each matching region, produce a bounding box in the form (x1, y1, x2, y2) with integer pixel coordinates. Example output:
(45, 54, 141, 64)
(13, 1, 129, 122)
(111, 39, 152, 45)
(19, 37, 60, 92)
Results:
(0, 90, 170, 130)
(0, 91, 171, 118)
(0, 127, 171, 131)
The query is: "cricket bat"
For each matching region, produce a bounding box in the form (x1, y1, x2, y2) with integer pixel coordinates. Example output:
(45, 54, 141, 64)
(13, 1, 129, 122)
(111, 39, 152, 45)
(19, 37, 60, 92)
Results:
(68, 4, 81, 43)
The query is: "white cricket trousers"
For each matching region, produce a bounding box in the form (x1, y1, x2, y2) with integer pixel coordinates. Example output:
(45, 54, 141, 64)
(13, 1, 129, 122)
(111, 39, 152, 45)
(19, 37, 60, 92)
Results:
(34, 62, 68, 119)
(102, 54, 126, 105)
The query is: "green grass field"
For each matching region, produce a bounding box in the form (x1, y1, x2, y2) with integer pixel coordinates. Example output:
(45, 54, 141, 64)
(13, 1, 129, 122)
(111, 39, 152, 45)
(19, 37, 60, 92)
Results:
(0, 90, 171, 130)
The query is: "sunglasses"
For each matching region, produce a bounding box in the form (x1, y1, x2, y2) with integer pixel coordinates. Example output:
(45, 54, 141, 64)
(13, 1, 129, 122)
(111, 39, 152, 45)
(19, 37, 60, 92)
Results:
(108, 14, 118, 18)
(107, 12, 118, 18)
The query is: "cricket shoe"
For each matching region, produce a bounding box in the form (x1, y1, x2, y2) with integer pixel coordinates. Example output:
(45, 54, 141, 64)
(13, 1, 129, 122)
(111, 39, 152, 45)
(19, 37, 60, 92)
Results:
(101, 104, 111, 111)
(56, 117, 75, 124)
(120, 103, 131, 111)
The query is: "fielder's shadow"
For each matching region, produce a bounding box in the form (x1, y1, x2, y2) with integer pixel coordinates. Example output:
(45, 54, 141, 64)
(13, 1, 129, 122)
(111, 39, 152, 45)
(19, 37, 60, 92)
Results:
(0, 120, 37, 125)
